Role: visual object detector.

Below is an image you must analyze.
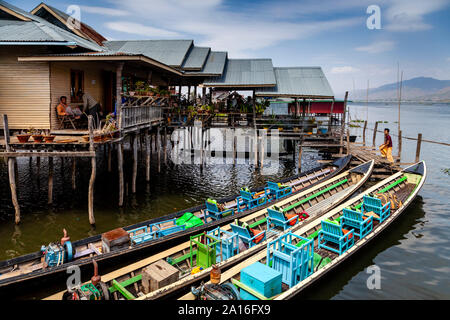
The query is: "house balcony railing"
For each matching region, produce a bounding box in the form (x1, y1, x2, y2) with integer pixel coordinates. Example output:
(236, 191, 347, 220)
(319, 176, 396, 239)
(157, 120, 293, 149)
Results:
(121, 106, 163, 130)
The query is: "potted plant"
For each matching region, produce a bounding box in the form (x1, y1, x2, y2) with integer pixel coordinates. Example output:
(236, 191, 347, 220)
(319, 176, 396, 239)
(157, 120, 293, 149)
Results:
(31, 129, 44, 143)
(17, 130, 31, 143)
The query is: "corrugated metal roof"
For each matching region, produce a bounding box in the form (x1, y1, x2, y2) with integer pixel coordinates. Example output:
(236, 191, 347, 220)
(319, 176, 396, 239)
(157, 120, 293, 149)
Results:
(203, 58, 276, 87)
(181, 46, 210, 70)
(0, 0, 104, 51)
(104, 40, 193, 67)
(185, 51, 227, 76)
(255, 67, 334, 98)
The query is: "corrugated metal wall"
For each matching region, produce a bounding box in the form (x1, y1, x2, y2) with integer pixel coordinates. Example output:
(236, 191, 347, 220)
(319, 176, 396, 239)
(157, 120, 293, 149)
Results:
(0, 48, 51, 130)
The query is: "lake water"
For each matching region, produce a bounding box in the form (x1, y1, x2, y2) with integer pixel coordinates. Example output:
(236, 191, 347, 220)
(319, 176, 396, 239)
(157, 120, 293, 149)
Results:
(0, 102, 448, 299)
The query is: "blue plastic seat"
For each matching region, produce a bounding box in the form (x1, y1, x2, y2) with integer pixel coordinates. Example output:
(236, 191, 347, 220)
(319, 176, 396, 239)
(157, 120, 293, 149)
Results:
(266, 207, 298, 232)
(230, 224, 266, 249)
(361, 195, 391, 223)
(341, 208, 373, 239)
(266, 232, 314, 288)
(236, 189, 269, 212)
(204, 199, 235, 221)
(318, 220, 354, 255)
(207, 227, 240, 262)
(266, 181, 292, 200)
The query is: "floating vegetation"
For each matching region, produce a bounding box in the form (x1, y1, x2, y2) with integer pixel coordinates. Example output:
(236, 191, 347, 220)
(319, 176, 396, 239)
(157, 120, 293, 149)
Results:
(442, 168, 450, 176)
(349, 124, 361, 128)
(351, 119, 365, 123)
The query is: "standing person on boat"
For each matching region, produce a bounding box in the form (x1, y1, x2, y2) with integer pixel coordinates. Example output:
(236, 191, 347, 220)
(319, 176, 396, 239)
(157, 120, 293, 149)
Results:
(379, 128, 394, 163)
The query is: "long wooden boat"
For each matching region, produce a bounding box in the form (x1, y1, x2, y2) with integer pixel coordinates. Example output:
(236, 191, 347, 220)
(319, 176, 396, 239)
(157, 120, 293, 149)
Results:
(0, 155, 352, 297)
(180, 162, 426, 301)
(45, 159, 374, 300)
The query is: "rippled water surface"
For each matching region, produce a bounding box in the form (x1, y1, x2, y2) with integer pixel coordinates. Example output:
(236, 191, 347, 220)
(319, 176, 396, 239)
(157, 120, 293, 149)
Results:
(0, 102, 448, 299)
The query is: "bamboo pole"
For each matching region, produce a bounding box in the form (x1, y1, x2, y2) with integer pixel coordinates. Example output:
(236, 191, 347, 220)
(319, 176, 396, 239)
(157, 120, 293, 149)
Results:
(252, 90, 258, 168)
(88, 115, 96, 225)
(397, 129, 402, 162)
(3, 115, 20, 224)
(415, 133, 422, 162)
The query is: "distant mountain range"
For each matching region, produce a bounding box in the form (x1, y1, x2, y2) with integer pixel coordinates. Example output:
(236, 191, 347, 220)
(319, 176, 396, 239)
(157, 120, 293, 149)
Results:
(351, 77, 450, 102)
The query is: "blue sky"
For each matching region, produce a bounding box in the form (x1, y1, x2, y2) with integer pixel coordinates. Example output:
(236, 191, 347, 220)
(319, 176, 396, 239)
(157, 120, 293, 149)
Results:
(12, 0, 450, 97)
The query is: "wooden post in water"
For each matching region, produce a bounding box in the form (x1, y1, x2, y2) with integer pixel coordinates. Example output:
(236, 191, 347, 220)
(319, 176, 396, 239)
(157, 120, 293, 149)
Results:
(339, 91, 348, 155)
(252, 90, 258, 168)
(298, 138, 303, 171)
(107, 143, 112, 172)
(48, 156, 53, 205)
(131, 134, 138, 194)
(88, 115, 96, 225)
(3, 115, 20, 224)
(71, 158, 76, 190)
(373, 121, 378, 147)
(328, 98, 335, 134)
(346, 129, 351, 155)
(363, 120, 367, 146)
(157, 126, 161, 173)
(145, 129, 151, 182)
(415, 133, 422, 162)
(397, 130, 402, 162)
(233, 130, 237, 165)
(260, 132, 264, 168)
(117, 141, 124, 206)
(163, 126, 167, 165)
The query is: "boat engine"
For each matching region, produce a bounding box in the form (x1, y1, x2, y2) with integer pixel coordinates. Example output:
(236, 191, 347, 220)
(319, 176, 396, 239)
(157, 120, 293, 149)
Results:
(62, 260, 110, 300)
(191, 282, 240, 300)
(40, 229, 73, 268)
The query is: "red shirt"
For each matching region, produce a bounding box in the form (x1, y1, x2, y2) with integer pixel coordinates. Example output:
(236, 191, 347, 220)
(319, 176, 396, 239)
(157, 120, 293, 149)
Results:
(385, 134, 392, 148)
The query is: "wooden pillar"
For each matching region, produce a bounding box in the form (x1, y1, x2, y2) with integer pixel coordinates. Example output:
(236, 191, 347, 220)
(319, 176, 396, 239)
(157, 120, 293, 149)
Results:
(163, 126, 167, 165)
(363, 120, 367, 146)
(88, 115, 96, 225)
(252, 90, 258, 168)
(339, 91, 348, 155)
(372, 121, 378, 147)
(145, 130, 151, 182)
(202, 87, 207, 105)
(71, 158, 76, 190)
(415, 133, 422, 162)
(193, 86, 197, 106)
(346, 129, 351, 155)
(187, 86, 191, 105)
(48, 156, 53, 205)
(131, 134, 138, 194)
(397, 130, 402, 162)
(107, 144, 112, 172)
(178, 86, 182, 101)
(116, 63, 124, 134)
(3, 115, 20, 224)
(157, 127, 161, 173)
(117, 142, 124, 206)
(328, 98, 335, 134)
(298, 137, 303, 170)
(209, 88, 212, 105)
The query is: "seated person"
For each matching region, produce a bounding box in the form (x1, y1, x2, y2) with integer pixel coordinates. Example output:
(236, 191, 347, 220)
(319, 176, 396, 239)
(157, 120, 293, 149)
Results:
(57, 96, 82, 119)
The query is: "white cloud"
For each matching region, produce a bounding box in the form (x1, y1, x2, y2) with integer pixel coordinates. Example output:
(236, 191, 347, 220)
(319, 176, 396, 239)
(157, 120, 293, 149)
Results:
(355, 41, 395, 54)
(330, 66, 360, 74)
(80, 5, 130, 17)
(105, 0, 361, 57)
(104, 22, 180, 38)
(384, 0, 449, 32)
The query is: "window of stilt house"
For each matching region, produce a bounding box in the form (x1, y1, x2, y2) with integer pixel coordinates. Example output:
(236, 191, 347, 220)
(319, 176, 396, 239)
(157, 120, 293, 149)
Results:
(70, 70, 84, 103)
